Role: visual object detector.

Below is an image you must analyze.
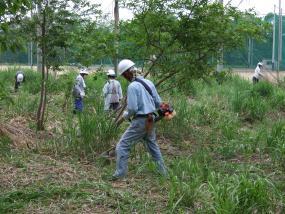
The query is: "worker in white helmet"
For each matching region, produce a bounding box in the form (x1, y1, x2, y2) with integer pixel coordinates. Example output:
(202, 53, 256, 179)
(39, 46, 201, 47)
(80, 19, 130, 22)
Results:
(110, 59, 167, 180)
(73, 68, 89, 113)
(252, 62, 264, 84)
(15, 71, 25, 91)
(102, 69, 123, 111)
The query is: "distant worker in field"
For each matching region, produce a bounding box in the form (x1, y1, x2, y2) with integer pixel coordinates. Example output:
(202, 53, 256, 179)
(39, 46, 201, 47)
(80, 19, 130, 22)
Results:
(102, 69, 123, 111)
(72, 68, 89, 113)
(252, 62, 264, 84)
(15, 71, 25, 91)
(110, 59, 167, 181)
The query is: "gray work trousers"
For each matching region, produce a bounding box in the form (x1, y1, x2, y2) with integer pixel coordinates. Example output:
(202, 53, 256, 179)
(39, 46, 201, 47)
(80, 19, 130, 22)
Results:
(113, 117, 167, 177)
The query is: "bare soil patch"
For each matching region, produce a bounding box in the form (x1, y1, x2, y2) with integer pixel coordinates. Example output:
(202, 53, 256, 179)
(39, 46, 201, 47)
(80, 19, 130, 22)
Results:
(233, 68, 285, 83)
(0, 116, 35, 148)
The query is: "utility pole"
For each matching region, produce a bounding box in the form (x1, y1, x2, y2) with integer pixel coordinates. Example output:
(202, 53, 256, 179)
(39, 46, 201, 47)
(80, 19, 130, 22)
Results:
(114, 0, 119, 74)
(217, 0, 223, 72)
(30, 6, 33, 70)
(277, 0, 282, 82)
(248, 37, 251, 67)
(36, 3, 42, 72)
(251, 39, 254, 67)
(248, 38, 254, 67)
(272, 5, 276, 71)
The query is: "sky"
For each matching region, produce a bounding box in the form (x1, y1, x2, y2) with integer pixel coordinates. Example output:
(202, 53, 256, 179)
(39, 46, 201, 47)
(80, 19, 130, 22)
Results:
(227, 0, 282, 16)
(91, 0, 283, 20)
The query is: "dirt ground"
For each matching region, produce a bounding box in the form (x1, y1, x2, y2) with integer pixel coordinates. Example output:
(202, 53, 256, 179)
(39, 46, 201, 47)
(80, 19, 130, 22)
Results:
(0, 65, 102, 74)
(232, 68, 285, 83)
(1, 65, 284, 83)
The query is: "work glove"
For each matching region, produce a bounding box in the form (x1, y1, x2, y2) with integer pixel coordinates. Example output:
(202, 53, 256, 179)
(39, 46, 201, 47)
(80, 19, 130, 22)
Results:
(122, 111, 129, 119)
(80, 92, 85, 98)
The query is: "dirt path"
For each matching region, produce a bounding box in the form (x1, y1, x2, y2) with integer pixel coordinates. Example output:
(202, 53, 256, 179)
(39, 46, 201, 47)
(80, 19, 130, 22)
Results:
(1, 65, 284, 83)
(233, 68, 285, 83)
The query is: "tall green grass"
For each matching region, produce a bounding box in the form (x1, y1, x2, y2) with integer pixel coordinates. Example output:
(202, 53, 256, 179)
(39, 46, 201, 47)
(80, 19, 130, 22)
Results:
(2, 68, 285, 212)
(167, 156, 282, 212)
(267, 120, 285, 170)
(60, 73, 122, 157)
(0, 135, 12, 157)
(0, 185, 93, 213)
(158, 97, 193, 143)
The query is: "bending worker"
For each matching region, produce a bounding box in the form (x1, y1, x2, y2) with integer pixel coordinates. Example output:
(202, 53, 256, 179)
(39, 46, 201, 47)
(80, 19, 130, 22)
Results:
(252, 62, 264, 84)
(111, 59, 167, 180)
(15, 71, 25, 91)
(73, 68, 88, 113)
(102, 69, 123, 111)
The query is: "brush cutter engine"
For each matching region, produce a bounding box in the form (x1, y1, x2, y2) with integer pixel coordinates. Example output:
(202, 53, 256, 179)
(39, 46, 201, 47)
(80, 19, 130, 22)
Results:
(155, 102, 176, 122)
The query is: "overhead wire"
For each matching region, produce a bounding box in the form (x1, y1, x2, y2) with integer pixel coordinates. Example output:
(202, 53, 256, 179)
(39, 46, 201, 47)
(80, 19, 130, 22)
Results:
(237, 0, 245, 7)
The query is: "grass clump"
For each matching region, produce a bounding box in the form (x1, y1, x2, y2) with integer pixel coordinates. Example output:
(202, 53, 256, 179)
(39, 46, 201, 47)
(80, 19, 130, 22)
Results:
(267, 120, 285, 170)
(0, 135, 12, 157)
(158, 96, 193, 143)
(168, 156, 282, 213)
(252, 81, 273, 98)
(0, 185, 92, 213)
(208, 173, 279, 213)
(231, 89, 267, 122)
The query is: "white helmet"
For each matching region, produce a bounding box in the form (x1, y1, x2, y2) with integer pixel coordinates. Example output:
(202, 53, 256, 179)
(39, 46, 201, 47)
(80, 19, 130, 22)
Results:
(118, 59, 135, 75)
(79, 68, 89, 75)
(107, 69, 116, 76)
(257, 62, 263, 66)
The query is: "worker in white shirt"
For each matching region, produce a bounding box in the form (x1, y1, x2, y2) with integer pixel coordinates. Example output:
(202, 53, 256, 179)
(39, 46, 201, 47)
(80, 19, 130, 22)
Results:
(102, 69, 123, 111)
(252, 62, 264, 84)
(73, 68, 89, 113)
(15, 71, 25, 91)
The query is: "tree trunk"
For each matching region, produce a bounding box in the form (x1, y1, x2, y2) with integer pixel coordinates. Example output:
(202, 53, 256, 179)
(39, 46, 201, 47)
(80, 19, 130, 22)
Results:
(114, 0, 119, 74)
(37, 5, 47, 130)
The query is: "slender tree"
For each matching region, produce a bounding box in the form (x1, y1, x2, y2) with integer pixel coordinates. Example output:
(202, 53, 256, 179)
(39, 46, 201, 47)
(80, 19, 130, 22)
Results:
(120, 0, 270, 89)
(22, 0, 101, 130)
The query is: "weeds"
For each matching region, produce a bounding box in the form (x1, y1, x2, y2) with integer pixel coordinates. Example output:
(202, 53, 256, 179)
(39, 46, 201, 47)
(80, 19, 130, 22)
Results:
(231, 89, 267, 121)
(158, 96, 193, 143)
(267, 120, 285, 170)
(0, 185, 92, 213)
(208, 173, 278, 213)
(252, 81, 273, 97)
(61, 74, 121, 157)
(0, 135, 12, 157)
(1, 68, 285, 213)
(168, 156, 282, 212)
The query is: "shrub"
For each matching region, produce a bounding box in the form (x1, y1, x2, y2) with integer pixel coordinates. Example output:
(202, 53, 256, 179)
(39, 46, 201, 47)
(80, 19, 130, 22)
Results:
(215, 69, 233, 84)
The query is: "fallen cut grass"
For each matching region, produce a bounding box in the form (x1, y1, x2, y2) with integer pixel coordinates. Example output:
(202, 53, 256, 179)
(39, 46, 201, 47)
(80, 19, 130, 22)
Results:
(0, 185, 92, 213)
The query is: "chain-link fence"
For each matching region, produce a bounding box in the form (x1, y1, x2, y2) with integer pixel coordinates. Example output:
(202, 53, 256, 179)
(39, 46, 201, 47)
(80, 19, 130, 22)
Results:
(1, 16, 284, 71)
